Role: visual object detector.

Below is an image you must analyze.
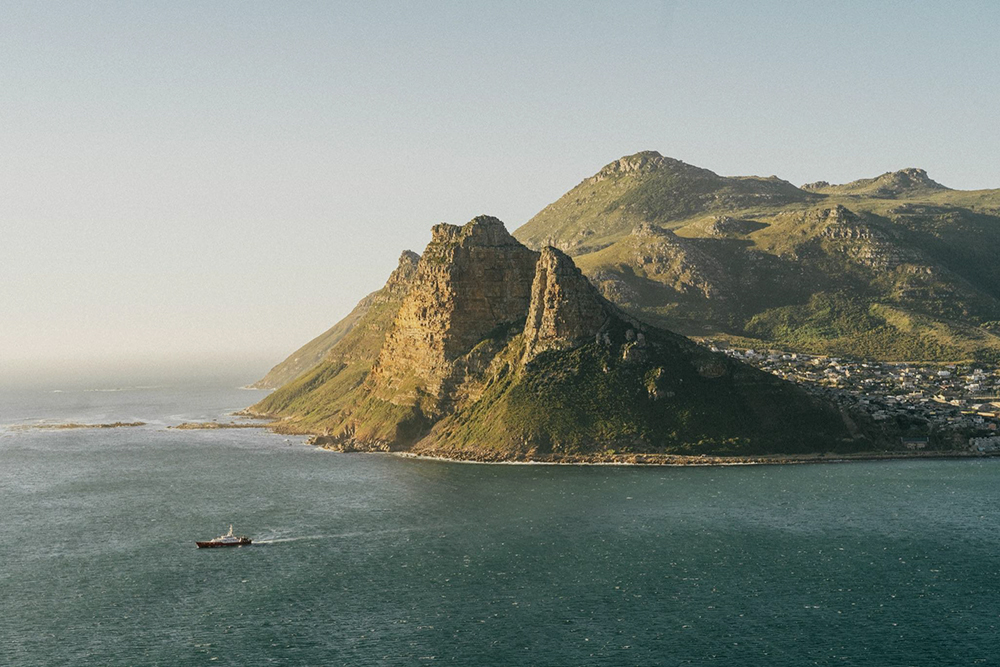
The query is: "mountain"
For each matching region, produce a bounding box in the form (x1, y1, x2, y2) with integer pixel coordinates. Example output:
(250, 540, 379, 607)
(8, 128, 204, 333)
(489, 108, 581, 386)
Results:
(249, 216, 892, 460)
(515, 151, 1000, 362)
(515, 151, 813, 256)
(249, 250, 420, 389)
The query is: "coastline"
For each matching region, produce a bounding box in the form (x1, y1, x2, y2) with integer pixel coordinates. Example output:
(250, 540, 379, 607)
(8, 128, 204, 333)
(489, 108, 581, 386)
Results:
(325, 445, 1000, 467)
(8, 421, 146, 431)
(256, 415, 1000, 467)
(170, 421, 270, 430)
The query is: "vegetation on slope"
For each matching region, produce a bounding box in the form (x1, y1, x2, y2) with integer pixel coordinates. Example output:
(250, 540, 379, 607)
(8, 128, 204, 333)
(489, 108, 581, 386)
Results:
(515, 151, 813, 255)
(418, 317, 880, 459)
(517, 151, 1000, 362)
(249, 279, 415, 432)
(249, 293, 373, 390)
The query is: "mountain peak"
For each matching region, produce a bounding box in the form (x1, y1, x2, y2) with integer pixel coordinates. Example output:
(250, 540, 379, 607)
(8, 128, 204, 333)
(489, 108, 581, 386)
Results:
(370, 216, 539, 413)
(384, 250, 421, 293)
(515, 151, 810, 255)
(592, 151, 710, 182)
(432, 215, 521, 247)
(398, 249, 420, 265)
(876, 168, 946, 192)
(802, 168, 948, 197)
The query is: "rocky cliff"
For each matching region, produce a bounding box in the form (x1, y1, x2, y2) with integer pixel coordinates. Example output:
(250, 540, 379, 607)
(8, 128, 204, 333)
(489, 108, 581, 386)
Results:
(251, 216, 890, 459)
(523, 247, 611, 362)
(367, 217, 538, 412)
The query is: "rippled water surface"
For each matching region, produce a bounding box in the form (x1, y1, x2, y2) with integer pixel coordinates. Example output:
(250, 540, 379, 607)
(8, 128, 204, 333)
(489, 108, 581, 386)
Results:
(1, 384, 998, 665)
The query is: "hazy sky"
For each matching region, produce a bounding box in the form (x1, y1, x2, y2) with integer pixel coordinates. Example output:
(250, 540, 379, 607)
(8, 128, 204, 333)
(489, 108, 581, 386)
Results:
(2, 1, 999, 385)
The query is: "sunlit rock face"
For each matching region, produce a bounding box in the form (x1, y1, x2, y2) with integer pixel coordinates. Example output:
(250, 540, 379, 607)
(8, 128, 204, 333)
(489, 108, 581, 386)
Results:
(369, 216, 539, 408)
(523, 246, 610, 363)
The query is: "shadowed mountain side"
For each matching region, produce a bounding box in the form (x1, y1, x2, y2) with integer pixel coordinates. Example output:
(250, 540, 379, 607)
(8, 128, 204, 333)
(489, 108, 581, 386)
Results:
(415, 317, 867, 460)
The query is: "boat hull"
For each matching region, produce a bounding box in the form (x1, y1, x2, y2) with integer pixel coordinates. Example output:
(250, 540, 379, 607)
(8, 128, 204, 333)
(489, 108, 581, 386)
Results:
(196, 539, 252, 548)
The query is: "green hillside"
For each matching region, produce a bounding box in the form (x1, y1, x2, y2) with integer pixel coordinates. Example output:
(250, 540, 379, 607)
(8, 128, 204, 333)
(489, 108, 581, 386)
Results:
(515, 151, 813, 256)
(516, 151, 1000, 362)
(417, 315, 876, 460)
(249, 251, 420, 418)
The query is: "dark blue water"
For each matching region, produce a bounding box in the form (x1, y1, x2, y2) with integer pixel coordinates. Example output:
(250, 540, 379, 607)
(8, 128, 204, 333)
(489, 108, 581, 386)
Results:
(1, 384, 998, 665)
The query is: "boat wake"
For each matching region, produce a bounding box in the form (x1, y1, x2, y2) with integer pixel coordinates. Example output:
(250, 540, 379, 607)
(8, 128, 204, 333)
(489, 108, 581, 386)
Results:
(255, 534, 332, 544)
(254, 528, 417, 545)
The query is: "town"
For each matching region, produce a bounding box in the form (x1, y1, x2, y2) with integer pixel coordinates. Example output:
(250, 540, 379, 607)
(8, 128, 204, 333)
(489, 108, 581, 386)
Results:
(705, 344, 1000, 453)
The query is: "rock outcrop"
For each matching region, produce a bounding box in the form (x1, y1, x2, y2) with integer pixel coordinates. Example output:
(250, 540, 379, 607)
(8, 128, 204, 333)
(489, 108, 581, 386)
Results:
(523, 247, 611, 362)
(817, 205, 923, 270)
(587, 151, 715, 183)
(626, 223, 729, 299)
(368, 216, 539, 410)
(801, 168, 948, 197)
(384, 250, 422, 294)
(704, 215, 767, 236)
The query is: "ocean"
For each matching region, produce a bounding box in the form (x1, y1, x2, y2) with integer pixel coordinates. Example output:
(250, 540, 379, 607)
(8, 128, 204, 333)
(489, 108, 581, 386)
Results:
(1, 382, 998, 665)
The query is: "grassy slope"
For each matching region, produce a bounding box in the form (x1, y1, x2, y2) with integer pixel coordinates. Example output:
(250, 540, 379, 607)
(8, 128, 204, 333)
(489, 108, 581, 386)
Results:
(248, 293, 425, 441)
(416, 317, 883, 459)
(249, 291, 375, 389)
(521, 152, 1000, 361)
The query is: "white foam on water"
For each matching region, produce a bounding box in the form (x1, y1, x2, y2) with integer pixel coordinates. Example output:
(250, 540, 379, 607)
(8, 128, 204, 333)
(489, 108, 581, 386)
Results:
(254, 527, 417, 544)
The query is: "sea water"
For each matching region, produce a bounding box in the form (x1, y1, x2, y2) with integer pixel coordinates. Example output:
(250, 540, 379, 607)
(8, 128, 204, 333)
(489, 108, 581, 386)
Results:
(1, 382, 998, 665)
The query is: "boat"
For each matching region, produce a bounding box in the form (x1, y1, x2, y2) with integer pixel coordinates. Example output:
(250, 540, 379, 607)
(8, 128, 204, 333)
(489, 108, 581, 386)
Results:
(196, 525, 252, 548)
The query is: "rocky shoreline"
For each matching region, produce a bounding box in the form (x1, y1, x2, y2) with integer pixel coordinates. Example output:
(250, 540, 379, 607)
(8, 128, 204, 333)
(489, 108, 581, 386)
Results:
(9, 421, 146, 431)
(298, 433, 999, 466)
(392, 449, 1000, 466)
(170, 421, 271, 430)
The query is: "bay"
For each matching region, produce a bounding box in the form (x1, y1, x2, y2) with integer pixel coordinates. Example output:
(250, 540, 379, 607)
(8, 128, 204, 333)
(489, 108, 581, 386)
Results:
(1, 384, 998, 665)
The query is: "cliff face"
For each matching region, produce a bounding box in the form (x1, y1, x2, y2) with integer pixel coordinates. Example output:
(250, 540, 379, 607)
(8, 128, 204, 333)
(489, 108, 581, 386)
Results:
(249, 250, 420, 389)
(523, 247, 611, 362)
(382, 250, 423, 295)
(252, 216, 890, 459)
(367, 216, 539, 411)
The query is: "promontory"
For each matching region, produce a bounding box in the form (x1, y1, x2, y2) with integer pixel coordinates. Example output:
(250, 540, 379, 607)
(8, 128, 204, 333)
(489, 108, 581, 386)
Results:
(246, 215, 896, 461)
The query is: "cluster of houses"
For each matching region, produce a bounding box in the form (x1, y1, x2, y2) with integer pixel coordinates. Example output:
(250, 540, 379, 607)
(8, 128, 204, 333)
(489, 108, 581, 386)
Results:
(707, 344, 1000, 450)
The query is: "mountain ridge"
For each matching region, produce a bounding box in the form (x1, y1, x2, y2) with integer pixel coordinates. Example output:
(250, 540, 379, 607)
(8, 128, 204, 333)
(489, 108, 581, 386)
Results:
(802, 168, 949, 197)
(250, 150, 1000, 398)
(514, 151, 1000, 362)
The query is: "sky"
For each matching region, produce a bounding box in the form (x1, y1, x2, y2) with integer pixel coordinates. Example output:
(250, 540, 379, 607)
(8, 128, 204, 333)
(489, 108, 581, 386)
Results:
(2, 0, 999, 387)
